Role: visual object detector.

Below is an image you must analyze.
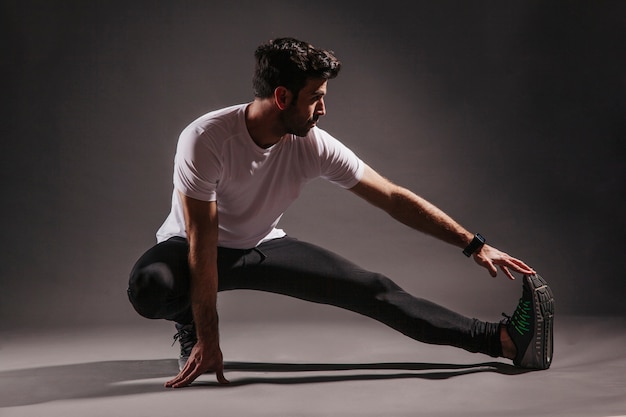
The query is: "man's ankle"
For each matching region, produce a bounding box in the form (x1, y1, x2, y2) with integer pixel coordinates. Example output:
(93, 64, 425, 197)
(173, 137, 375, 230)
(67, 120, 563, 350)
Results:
(500, 324, 517, 359)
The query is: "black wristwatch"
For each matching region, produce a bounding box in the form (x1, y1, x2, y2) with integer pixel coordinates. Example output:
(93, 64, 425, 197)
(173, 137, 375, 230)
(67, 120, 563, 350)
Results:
(462, 233, 485, 257)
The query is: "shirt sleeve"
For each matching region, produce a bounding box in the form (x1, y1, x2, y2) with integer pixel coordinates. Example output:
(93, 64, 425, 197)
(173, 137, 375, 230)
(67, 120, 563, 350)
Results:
(173, 126, 222, 202)
(314, 128, 365, 189)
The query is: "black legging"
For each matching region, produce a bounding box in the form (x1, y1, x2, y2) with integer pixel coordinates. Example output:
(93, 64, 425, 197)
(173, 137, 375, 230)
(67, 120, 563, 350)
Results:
(128, 236, 502, 357)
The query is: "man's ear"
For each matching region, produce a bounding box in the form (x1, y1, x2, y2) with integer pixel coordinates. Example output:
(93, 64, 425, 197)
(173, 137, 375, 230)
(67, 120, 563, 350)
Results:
(274, 86, 292, 110)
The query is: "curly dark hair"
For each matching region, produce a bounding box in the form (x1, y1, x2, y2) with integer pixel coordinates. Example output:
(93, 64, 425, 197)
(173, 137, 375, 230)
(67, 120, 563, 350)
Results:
(253, 37, 341, 99)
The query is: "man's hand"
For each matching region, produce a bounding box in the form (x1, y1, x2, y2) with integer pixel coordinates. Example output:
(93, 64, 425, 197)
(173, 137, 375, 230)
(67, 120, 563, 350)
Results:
(473, 244, 536, 280)
(169, 195, 228, 388)
(165, 341, 229, 388)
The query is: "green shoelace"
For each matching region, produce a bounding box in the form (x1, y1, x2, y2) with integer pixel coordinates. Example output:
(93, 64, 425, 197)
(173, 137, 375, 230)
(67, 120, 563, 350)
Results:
(506, 299, 531, 336)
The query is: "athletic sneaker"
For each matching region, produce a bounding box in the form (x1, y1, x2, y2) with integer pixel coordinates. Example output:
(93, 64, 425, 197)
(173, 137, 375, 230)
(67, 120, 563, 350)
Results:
(503, 274, 554, 369)
(173, 322, 197, 371)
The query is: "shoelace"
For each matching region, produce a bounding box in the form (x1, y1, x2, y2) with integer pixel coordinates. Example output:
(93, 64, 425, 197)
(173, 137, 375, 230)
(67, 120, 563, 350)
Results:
(172, 327, 197, 353)
(502, 298, 532, 336)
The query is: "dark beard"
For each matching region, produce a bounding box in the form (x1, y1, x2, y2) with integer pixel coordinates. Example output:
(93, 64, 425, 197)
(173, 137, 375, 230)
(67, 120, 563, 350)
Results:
(281, 108, 315, 137)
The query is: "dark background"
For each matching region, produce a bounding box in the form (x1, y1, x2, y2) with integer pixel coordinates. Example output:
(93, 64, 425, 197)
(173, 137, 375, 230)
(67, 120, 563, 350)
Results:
(2, 0, 625, 331)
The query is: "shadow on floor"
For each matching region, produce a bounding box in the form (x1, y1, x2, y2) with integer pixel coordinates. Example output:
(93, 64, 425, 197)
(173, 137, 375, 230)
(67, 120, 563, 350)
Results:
(0, 359, 529, 407)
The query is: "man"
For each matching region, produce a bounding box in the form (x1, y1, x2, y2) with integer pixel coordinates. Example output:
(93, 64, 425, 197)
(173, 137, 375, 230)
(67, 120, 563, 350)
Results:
(128, 37, 554, 388)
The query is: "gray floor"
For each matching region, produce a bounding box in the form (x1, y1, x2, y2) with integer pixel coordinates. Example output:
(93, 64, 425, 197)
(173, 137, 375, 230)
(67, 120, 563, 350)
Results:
(1, 315, 624, 417)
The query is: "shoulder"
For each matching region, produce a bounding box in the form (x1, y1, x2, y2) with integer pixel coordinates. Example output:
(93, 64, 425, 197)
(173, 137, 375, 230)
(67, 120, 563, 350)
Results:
(178, 104, 248, 151)
(304, 127, 358, 160)
(293, 127, 348, 153)
(182, 104, 247, 138)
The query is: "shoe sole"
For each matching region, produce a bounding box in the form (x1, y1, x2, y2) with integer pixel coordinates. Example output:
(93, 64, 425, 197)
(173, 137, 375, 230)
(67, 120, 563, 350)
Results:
(522, 273, 555, 369)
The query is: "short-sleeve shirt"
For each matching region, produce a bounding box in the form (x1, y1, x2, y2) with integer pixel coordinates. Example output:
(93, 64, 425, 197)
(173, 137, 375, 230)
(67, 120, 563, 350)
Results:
(156, 103, 365, 249)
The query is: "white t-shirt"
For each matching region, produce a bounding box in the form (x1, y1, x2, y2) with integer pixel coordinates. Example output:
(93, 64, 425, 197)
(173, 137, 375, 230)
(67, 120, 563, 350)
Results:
(156, 103, 365, 249)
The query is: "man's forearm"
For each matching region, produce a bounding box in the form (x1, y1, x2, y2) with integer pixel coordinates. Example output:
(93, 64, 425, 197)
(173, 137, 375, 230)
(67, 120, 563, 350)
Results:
(188, 242, 220, 344)
(350, 165, 474, 249)
(387, 186, 474, 248)
(179, 192, 221, 345)
(167, 194, 228, 387)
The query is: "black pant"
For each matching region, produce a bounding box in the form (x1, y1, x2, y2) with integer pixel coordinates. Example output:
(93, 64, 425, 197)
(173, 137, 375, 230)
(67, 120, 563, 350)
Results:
(128, 236, 502, 357)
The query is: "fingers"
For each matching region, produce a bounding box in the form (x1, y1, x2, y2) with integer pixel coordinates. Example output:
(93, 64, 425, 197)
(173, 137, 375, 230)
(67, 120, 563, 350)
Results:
(506, 257, 536, 274)
(165, 360, 229, 388)
(494, 256, 535, 278)
(473, 252, 498, 277)
(476, 244, 537, 280)
(216, 366, 230, 385)
(499, 265, 515, 281)
(164, 364, 187, 387)
(165, 362, 199, 388)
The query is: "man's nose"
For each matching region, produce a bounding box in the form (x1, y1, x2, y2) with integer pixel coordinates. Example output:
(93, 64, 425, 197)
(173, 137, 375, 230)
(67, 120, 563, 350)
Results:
(316, 98, 326, 116)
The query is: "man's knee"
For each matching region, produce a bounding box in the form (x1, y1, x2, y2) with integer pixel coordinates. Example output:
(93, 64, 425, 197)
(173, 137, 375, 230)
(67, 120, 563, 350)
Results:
(127, 262, 177, 319)
(369, 272, 403, 295)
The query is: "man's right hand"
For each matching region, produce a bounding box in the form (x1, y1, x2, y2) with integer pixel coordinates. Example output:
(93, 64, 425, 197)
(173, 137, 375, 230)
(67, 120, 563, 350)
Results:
(165, 341, 229, 388)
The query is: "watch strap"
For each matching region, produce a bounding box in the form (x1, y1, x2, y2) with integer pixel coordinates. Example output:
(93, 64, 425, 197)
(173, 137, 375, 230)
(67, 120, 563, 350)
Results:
(463, 233, 485, 257)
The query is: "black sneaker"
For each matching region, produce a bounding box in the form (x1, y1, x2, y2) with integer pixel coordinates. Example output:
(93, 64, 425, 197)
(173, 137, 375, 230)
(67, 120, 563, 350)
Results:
(503, 274, 554, 369)
(173, 322, 197, 371)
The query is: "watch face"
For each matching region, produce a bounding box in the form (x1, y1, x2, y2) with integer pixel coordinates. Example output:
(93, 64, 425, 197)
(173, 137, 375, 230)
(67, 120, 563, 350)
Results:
(463, 234, 485, 257)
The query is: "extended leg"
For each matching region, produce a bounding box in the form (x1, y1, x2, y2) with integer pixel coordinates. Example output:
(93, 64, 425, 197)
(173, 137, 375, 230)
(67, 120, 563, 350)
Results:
(221, 237, 503, 357)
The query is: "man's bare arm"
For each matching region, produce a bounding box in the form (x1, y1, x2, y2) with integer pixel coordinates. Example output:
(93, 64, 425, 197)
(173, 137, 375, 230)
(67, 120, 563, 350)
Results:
(165, 193, 228, 388)
(350, 165, 535, 279)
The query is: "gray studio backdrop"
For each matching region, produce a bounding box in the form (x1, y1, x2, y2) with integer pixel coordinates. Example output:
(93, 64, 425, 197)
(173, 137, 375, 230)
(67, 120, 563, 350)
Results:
(2, 1, 625, 331)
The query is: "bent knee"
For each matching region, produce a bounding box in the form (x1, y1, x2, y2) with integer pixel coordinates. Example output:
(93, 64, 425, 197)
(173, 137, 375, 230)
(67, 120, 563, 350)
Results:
(127, 263, 177, 319)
